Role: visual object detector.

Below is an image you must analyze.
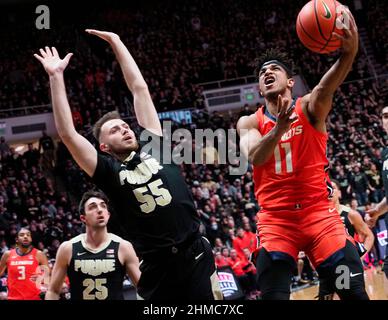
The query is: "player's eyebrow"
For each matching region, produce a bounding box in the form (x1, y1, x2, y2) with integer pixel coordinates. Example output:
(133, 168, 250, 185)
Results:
(87, 201, 106, 209)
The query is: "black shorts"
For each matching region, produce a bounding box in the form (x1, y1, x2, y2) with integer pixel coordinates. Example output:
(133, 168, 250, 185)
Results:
(137, 235, 220, 301)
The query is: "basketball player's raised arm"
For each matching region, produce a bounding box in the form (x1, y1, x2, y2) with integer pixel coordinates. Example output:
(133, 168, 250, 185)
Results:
(306, 8, 358, 128)
(45, 242, 71, 300)
(348, 209, 374, 254)
(237, 96, 295, 166)
(119, 240, 141, 287)
(86, 29, 162, 136)
(34, 47, 98, 177)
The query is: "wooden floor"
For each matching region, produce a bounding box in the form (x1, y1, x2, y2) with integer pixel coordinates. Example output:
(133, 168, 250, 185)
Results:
(291, 267, 388, 300)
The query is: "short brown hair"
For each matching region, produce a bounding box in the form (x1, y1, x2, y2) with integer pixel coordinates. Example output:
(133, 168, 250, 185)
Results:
(92, 111, 121, 142)
(79, 190, 109, 215)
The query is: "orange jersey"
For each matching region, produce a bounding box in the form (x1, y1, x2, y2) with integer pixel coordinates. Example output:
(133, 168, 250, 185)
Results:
(7, 248, 41, 300)
(253, 97, 331, 210)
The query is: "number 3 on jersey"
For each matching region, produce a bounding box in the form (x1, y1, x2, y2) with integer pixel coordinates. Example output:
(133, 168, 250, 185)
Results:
(274, 142, 293, 174)
(133, 178, 172, 213)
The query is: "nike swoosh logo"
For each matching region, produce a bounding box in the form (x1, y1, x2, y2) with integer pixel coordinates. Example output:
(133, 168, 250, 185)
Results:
(350, 272, 362, 277)
(329, 208, 336, 213)
(322, 1, 332, 19)
(77, 252, 87, 256)
(195, 252, 204, 260)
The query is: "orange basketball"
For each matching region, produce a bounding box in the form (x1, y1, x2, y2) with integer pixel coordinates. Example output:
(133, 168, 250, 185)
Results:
(296, 0, 345, 54)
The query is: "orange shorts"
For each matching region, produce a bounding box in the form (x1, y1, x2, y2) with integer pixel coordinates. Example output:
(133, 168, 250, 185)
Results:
(257, 201, 354, 268)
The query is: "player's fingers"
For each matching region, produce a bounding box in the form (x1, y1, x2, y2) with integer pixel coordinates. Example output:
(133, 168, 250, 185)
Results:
(277, 95, 283, 115)
(33, 53, 44, 63)
(63, 53, 73, 64)
(39, 48, 47, 57)
(282, 98, 290, 111)
(45, 46, 53, 56)
(348, 12, 357, 32)
(285, 105, 295, 118)
(51, 47, 59, 57)
(85, 29, 104, 36)
(332, 32, 344, 41)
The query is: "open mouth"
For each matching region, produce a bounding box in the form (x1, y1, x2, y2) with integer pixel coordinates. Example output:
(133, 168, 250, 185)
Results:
(264, 76, 275, 86)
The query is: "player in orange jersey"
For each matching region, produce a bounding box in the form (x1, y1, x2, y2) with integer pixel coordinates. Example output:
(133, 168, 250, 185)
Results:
(0, 227, 49, 300)
(237, 9, 368, 300)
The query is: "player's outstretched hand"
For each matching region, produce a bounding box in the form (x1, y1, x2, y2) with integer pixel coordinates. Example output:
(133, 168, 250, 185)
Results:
(332, 6, 358, 56)
(274, 95, 296, 135)
(364, 211, 377, 228)
(85, 29, 120, 44)
(34, 47, 73, 76)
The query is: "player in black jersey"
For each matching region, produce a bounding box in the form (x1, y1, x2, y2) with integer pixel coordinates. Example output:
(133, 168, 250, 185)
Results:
(318, 179, 374, 299)
(45, 190, 140, 300)
(34, 30, 221, 300)
(331, 180, 374, 253)
(366, 106, 388, 291)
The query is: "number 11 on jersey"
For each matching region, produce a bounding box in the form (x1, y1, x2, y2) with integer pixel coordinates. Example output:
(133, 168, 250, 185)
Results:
(274, 142, 293, 174)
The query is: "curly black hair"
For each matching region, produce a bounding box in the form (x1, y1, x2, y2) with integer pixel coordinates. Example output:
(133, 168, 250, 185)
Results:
(254, 48, 295, 79)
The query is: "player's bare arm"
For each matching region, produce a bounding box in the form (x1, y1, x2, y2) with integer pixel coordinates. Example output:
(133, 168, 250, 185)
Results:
(30, 250, 50, 283)
(237, 95, 295, 166)
(119, 240, 141, 287)
(34, 47, 98, 177)
(45, 242, 71, 300)
(348, 209, 375, 253)
(365, 197, 388, 227)
(303, 8, 359, 132)
(37, 250, 49, 267)
(86, 29, 163, 136)
(0, 251, 10, 276)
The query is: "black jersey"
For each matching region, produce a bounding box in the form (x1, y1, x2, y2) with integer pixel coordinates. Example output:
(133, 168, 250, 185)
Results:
(381, 147, 388, 199)
(92, 128, 200, 257)
(339, 205, 355, 238)
(67, 234, 125, 300)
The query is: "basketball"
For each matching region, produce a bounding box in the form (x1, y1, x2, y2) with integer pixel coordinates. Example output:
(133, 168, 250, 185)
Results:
(296, 0, 346, 54)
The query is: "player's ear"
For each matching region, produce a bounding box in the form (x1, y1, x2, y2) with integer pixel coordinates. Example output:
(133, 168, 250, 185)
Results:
(79, 214, 86, 223)
(287, 77, 295, 89)
(99, 143, 110, 153)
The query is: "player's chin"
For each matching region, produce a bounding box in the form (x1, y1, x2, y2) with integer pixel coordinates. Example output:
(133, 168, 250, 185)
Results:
(122, 140, 138, 151)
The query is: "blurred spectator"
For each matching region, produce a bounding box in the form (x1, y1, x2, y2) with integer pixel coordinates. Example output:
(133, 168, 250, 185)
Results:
(0, 137, 10, 157)
(38, 131, 55, 170)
